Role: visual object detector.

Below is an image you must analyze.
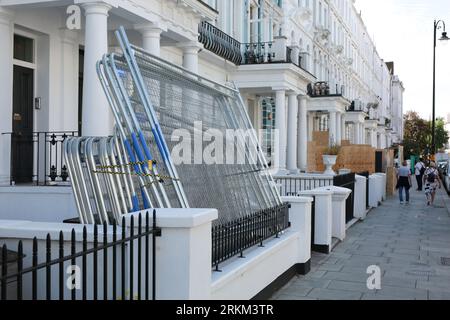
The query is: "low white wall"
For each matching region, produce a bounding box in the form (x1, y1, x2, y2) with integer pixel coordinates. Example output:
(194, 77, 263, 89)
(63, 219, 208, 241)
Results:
(0, 187, 77, 222)
(354, 175, 367, 220)
(211, 197, 313, 300)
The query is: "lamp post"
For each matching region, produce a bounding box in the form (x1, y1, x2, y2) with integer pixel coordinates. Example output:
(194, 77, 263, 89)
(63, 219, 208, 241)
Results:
(432, 20, 450, 156)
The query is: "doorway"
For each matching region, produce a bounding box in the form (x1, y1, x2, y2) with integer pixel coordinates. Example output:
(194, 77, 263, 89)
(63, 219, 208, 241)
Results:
(11, 65, 34, 184)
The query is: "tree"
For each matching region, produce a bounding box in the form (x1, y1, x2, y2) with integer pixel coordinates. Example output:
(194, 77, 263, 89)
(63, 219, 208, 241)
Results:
(403, 111, 430, 159)
(434, 118, 450, 152)
(403, 112, 450, 158)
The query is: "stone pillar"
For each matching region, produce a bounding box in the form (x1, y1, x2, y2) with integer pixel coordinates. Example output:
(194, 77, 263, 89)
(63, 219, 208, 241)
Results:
(60, 29, 79, 132)
(136, 23, 165, 56)
(329, 111, 337, 145)
(307, 112, 314, 141)
(0, 8, 13, 185)
(297, 96, 308, 172)
(81, 2, 113, 137)
(286, 93, 299, 174)
(341, 115, 346, 142)
(336, 112, 342, 145)
(124, 208, 217, 299)
(179, 42, 202, 74)
(370, 129, 377, 148)
(275, 90, 287, 174)
(353, 122, 360, 144)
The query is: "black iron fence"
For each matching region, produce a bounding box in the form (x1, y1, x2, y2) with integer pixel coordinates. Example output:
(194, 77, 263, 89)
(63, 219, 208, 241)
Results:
(274, 176, 334, 197)
(212, 204, 290, 271)
(0, 211, 160, 301)
(333, 173, 356, 223)
(2, 131, 78, 186)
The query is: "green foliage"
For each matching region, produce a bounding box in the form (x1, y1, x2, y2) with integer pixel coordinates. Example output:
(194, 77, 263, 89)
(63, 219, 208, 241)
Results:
(403, 111, 449, 158)
(324, 144, 341, 155)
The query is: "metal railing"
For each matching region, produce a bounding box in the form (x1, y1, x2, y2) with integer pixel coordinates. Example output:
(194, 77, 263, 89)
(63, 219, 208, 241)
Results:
(0, 211, 161, 301)
(212, 203, 290, 271)
(308, 81, 345, 98)
(333, 173, 356, 223)
(2, 131, 78, 186)
(198, 21, 242, 65)
(274, 175, 334, 197)
(242, 41, 275, 64)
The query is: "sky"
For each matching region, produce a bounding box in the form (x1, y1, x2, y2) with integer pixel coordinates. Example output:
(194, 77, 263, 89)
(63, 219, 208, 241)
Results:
(355, 0, 450, 121)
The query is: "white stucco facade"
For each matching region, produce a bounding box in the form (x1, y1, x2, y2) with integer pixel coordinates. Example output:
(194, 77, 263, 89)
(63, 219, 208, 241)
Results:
(0, 0, 404, 186)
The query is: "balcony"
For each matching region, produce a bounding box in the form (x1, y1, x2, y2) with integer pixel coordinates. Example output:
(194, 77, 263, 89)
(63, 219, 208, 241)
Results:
(198, 21, 242, 65)
(308, 81, 345, 98)
(347, 100, 367, 112)
(198, 22, 311, 74)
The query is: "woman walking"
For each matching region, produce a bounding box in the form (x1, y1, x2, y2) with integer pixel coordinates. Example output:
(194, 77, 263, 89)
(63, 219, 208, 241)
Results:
(397, 161, 412, 205)
(423, 162, 442, 206)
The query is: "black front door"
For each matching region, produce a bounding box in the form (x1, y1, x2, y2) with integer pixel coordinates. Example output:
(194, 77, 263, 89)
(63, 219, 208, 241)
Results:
(12, 65, 34, 184)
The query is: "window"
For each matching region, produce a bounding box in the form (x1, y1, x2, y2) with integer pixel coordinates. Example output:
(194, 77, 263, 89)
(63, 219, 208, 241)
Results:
(14, 34, 34, 63)
(262, 98, 276, 167)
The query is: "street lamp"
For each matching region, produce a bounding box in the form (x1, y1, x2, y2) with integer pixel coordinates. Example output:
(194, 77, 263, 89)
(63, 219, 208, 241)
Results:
(432, 20, 450, 156)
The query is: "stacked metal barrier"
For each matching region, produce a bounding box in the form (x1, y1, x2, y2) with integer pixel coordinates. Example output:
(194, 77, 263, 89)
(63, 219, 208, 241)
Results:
(66, 27, 281, 225)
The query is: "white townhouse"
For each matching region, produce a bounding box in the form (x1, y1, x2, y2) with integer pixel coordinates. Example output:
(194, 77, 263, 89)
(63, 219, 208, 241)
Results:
(0, 0, 403, 192)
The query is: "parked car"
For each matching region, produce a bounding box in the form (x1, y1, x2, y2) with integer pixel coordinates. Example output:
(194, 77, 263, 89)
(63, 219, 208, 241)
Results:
(442, 161, 450, 193)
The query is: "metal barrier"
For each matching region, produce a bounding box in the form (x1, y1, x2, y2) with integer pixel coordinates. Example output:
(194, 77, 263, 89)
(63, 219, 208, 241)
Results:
(211, 203, 289, 271)
(0, 211, 160, 301)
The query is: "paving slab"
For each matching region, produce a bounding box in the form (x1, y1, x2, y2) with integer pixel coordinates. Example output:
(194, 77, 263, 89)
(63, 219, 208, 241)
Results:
(271, 186, 450, 300)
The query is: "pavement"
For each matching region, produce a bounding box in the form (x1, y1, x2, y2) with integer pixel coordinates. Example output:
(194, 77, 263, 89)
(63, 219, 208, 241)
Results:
(271, 184, 450, 300)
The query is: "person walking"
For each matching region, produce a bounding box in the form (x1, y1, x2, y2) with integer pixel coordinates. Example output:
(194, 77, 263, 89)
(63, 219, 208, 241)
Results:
(414, 158, 426, 191)
(397, 161, 412, 205)
(423, 162, 442, 206)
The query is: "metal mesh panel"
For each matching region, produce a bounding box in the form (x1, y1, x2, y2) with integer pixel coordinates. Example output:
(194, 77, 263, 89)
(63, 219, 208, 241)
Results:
(110, 48, 280, 224)
(67, 27, 281, 225)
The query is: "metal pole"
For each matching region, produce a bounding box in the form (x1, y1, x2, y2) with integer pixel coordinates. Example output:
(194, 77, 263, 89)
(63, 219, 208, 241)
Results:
(432, 20, 437, 156)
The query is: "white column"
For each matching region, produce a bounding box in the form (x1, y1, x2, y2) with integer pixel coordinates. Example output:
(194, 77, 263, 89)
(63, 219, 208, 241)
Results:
(341, 116, 346, 142)
(275, 90, 287, 174)
(329, 111, 337, 145)
(371, 129, 376, 148)
(336, 112, 342, 145)
(81, 2, 113, 137)
(287, 93, 299, 174)
(359, 124, 364, 145)
(353, 122, 359, 144)
(136, 23, 164, 56)
(0, 8, 13, 185)
(307, 112, 314, 141)
(179, 42, 202, 74)
(298, 96, 308, 172)
(60, 30, 79, 132)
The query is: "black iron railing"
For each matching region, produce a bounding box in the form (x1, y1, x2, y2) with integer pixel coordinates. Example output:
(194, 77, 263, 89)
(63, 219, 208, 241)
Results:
(274, 176, 334, 197)
(308, 81, 345, 98)
(212, 204, 290, 271)
(2, 131, 78, 186)
(333, 173, 356, 223)
(242, 41, 275, 64)
(198, 21, 242, 65)
(0, 211, 161, 301)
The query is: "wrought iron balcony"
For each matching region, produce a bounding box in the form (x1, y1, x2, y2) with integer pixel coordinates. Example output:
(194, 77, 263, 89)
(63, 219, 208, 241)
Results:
(308, 81, 345, 98)
(347, 100, 366, 112)
(198, 21, 242, 65)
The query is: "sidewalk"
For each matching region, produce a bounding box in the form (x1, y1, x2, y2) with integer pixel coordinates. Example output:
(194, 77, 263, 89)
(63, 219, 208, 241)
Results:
(272, 186, 450, 300)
